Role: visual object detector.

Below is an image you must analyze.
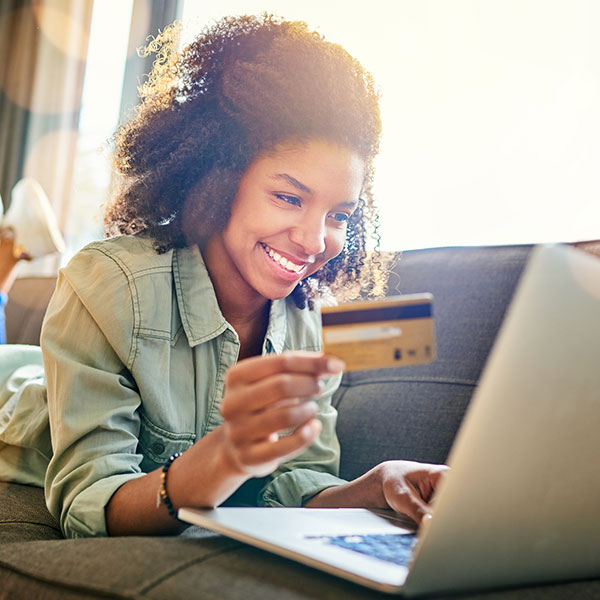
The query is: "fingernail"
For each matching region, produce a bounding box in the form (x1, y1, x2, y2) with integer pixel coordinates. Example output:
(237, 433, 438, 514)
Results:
(301, 423, 313, 438)
(302, 419, 321, 439)
(326, 357, 345, 372)
(305, 400, 318, 413)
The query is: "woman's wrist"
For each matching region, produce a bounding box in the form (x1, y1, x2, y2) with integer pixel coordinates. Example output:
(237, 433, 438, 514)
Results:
(212, 424, 253, 479)
(305, 464, 386, 509)
(168, 425, 250, 510)
(106, 427, 251, 536)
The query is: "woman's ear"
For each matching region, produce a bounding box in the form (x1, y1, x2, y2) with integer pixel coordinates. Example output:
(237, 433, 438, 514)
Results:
(181, 167, 241, 245)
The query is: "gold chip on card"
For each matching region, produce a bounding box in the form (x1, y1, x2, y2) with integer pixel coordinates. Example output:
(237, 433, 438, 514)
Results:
(321, 294, 436, 371)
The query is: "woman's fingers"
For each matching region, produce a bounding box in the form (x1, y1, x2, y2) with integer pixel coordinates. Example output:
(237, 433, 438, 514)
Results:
(226, 400, 318, 444)
(380, 461, 450, 524)
(218, 351, 342, 477)
(226, 352, 344, 387)
(221, 372, 323, 418)
(221, 394, 321, 476)
(222, 351, 345, 417)
(415, 467, 448, 503)
(383, 479, 432, 525)
(236, 419, 322, 468)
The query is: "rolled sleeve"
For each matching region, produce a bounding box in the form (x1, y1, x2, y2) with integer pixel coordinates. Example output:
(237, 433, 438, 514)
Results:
(42, 252, 146, 538)
(260, 371, 347, 507)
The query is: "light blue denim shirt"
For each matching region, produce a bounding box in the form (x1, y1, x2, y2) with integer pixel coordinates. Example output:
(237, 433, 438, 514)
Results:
(33, 235, 344, 538)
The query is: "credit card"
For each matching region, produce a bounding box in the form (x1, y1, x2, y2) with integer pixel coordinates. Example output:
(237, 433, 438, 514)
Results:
(321, 294, 436, 371)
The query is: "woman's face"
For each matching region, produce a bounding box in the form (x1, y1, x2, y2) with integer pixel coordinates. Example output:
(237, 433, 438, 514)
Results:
(206, 139, 365, 305)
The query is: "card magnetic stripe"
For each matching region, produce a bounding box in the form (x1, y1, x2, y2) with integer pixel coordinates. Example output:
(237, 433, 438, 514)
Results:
(321, 303, 432, 327)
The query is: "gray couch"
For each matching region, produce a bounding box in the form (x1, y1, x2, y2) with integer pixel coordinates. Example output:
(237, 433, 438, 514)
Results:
(1, 244, 599, 599)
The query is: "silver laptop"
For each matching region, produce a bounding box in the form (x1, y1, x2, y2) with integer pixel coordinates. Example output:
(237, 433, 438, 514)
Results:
(179, 244, 600, 596)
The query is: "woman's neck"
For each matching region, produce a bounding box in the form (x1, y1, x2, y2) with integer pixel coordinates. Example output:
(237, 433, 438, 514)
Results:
(200, 237, 271, 357)
(219, 299, 271, 361)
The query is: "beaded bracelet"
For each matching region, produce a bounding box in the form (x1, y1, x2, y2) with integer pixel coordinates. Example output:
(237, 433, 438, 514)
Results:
(156, 452, 183, 521)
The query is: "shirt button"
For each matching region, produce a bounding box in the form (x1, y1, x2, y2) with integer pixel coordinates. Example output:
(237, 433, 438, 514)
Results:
(152, 442, 166, 455)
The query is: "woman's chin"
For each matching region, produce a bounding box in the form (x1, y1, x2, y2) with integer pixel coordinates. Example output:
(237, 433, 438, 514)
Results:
(256, 279, 302, 302)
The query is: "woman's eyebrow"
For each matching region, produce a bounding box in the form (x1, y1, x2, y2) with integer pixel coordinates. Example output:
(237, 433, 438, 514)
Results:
(271, 173, 359, 207)
(271, 173, 313, 195)
(337, 200, 359, 209)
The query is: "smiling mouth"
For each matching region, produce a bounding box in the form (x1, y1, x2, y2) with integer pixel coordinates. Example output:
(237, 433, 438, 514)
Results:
(261, 243, 305, 273)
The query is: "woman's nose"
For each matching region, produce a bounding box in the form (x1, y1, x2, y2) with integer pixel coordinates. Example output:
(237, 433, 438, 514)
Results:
(289, 217, 326, 257)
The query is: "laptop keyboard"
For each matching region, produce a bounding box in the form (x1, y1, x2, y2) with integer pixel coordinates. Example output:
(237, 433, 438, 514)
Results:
(306, 533, 417, 566)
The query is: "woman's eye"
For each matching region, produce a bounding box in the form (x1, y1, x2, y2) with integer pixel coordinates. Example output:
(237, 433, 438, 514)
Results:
(330, 212, 350, 223)
(275, 194, 301, 207)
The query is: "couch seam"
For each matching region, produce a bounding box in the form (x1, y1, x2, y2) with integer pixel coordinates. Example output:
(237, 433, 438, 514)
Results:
(0, 556, 135, 600)
(331, 385, 347, 410)
(340, 377, 477, 387)
(136, 543, 241, 595)
(0, 520, 60, 532)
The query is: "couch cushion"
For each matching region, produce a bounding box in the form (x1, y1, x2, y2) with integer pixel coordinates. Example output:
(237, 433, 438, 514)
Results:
(334, 245, 531, 480)
(0, 531, 598, 599)
(0, 482, 61, 542)
(0, 530, 390, 600)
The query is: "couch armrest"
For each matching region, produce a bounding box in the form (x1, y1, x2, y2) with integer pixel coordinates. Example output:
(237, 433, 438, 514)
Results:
(5, 277, 57, 345)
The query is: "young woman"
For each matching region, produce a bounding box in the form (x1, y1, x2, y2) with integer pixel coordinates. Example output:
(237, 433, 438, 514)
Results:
(0, 15, 446, 539)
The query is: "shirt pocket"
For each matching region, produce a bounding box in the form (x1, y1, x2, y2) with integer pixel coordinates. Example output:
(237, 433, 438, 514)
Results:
(138, 410, 196, 472)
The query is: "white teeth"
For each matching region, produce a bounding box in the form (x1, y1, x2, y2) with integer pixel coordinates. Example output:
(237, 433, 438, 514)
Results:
(263, 244, 303, 273)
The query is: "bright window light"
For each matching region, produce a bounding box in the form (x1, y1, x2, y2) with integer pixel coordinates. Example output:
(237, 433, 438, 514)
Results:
(66, 0, 134, 260)
(182, 0, 600, 250)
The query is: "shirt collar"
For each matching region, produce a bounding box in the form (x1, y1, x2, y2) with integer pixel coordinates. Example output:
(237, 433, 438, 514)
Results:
(172, 245, 228, 346)
(173, 245, 289, 353)
(263, 297, 288, 355)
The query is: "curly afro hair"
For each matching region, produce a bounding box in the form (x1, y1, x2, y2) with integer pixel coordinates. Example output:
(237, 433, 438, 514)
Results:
(106, 14, 387, 308)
